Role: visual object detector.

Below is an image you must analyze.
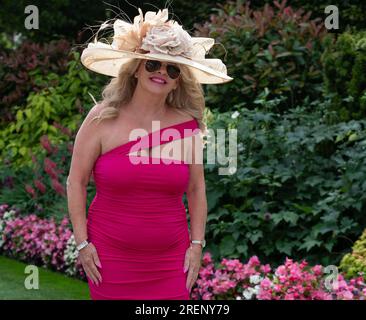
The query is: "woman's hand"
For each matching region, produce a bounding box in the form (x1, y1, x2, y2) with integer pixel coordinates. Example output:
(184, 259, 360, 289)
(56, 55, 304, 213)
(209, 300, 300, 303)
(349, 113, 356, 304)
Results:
(78, 242, 103, 286)
(184, 244, 203, 293)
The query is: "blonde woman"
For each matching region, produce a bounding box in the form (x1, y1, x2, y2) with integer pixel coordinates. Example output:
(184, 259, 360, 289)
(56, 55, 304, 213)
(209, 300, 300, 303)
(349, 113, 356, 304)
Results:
(67, 8, 232, 300)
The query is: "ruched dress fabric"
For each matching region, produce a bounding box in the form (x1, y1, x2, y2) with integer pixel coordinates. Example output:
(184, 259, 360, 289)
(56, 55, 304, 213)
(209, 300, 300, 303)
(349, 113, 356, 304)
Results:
(86, 119, 200, 300)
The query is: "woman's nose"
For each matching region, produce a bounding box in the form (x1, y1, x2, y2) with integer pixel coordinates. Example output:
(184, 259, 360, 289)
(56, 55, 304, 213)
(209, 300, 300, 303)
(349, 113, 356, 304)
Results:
(157, 65, 167, 74)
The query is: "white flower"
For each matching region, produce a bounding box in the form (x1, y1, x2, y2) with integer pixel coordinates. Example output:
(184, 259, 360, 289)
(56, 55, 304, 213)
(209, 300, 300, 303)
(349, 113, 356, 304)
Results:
(249, 275, 262, 285)
(231, 111, 240, 119)
(3, 209, 16, 221)
(63, 235, 79, 276)
(243, 288, 254, 300)
(253, 285, 261, 295)
(0, 210, 16, 249)
(141, 22, 193, 57)
(236, 296, 242, 300)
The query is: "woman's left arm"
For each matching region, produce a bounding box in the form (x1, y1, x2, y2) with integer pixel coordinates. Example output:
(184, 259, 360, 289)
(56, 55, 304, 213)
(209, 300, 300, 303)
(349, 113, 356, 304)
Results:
(184, 133, 208, 293)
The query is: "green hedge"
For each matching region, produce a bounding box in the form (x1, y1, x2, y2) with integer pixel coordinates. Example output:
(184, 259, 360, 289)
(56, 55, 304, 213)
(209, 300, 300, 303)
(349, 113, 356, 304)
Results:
(0, 51, 103, 169)
(202, 96, 366, 267)
(339, 228, 366, 280)
(194, 0, 330, 113)
(322, 31, 366, 121)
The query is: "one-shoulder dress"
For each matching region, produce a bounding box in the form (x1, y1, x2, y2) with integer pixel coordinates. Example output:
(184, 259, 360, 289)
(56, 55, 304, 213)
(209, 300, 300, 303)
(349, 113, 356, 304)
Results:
(86, 118, 200, 300)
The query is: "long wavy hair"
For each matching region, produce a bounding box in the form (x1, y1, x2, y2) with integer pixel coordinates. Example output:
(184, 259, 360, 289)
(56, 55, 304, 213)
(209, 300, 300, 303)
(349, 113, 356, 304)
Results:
(90, 58, 207, 133)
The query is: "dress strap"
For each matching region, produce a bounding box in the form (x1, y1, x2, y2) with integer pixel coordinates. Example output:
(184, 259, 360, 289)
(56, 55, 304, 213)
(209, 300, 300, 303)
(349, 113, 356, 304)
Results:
(124, 119, 200, 156)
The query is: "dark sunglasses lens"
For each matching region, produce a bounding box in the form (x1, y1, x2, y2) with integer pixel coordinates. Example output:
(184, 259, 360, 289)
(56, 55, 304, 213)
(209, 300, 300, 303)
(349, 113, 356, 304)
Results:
(167, 65, 180, 79)
(145, 60, 161, 72)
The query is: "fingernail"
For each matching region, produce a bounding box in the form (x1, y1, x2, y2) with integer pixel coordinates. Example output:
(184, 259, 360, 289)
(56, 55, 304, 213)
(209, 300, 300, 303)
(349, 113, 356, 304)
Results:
(183, 267, 188, 273)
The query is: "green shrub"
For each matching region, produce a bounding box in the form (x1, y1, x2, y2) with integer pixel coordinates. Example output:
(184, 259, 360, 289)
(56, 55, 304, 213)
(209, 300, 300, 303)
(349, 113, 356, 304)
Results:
(0, 39, 72, 126)
(339, 228, 366, 280)
(322, 31, 366, 121)
(194, 0, 330, 112)
(0, 131, 96, 223)
(251, 0, 366, 31)
(0, 51, 103, 169)
(202, 94, 366, 267)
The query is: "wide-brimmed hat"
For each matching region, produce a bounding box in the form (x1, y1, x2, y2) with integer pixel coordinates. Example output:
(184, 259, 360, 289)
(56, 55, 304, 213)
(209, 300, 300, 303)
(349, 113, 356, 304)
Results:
(80, 7, 233, 84)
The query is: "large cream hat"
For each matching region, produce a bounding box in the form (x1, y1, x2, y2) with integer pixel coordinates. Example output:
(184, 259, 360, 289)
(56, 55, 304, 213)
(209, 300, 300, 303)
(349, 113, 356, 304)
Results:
(80, 7, 233, 84)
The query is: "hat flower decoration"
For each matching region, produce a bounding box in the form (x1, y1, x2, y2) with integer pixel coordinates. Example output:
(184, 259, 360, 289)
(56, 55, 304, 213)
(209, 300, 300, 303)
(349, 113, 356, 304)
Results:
(81, 8, 233, 84)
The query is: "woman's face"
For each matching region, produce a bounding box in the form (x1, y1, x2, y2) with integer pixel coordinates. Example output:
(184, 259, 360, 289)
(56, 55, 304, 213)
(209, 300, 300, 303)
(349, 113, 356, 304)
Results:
(135, 59, 180, 96)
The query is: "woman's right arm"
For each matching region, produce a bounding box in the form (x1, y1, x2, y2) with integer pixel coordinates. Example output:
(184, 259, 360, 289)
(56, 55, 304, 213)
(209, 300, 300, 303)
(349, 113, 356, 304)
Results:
(66, 103, 104, 286)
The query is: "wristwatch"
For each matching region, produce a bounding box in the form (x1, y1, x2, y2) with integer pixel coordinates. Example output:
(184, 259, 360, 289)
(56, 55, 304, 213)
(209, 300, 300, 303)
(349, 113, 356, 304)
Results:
(76, 239, 90, 251)
(191, 239, 206, 248)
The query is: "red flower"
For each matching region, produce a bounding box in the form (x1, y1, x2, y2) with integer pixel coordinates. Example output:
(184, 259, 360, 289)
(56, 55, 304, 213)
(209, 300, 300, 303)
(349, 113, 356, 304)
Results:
(51, 178, 66, 196)
(34, 179, 46, 194)
(44, 158, 58, 179)
(25, 184, 37, 198)
(40, 135, 53, 153)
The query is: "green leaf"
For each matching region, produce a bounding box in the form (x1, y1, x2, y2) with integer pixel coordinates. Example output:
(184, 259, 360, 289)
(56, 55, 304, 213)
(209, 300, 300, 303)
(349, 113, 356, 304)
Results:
(219, 235, 236, 256)
(299, 239, 322, 252)
(237, 244, 248, 255)
(19, 147, 28, 156)
(25, 109, 32, 119)
(16, 110, 23, 122)
(275, 240, 294, 255)
(282, 211, 299, 225)
(293, 204, 313, 214)
(247, 230, 263, 244)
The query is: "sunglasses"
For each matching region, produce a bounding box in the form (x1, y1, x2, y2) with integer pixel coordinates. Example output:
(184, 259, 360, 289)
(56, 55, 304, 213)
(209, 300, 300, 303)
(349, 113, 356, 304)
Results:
(144, 60, 181, 80)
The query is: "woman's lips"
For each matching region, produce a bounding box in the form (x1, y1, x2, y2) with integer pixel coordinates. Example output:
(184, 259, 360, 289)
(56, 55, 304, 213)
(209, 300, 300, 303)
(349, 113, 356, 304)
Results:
(150, 76, 167, 84)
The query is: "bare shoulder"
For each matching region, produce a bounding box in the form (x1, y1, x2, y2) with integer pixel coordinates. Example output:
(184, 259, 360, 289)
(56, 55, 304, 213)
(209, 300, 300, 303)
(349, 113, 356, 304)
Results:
(67, 103, 107, 186)
(84, 102, 105, 126)
(75, 103, 104, 157)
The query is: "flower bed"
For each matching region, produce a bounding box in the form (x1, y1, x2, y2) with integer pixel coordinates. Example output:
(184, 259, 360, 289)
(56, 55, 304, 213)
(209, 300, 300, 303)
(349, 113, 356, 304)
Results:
(0, 204, 85, 280)
(192, 254, 366, 300)
(1, 203, 365, 300)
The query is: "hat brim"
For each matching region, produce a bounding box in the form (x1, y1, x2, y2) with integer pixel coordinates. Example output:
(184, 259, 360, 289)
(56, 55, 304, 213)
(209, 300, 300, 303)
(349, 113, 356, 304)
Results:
(80, 44, 233, 84)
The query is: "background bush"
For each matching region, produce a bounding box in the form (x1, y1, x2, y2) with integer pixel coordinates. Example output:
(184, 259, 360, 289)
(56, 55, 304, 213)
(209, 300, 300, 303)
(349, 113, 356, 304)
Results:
(194, 0, 330, 112)
(0, 0, 217, 43)
(202, 96, 366, 267)
(252, 0, 366, 31)
(0, 120, 96, 224)
(322, 31, 366, 121)
(0, 39, 71, 125)
(0, 50, 104, 169)
(340, 228, 366, 280)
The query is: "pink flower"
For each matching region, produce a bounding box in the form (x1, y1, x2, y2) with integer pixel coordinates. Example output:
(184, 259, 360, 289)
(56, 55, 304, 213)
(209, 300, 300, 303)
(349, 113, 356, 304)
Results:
(51, 178, 66, 196)
(34, 179, 46, 194)
(25, 184, 37, 198)
(40, 135, 54, 153)
(248, 256, 260, 267)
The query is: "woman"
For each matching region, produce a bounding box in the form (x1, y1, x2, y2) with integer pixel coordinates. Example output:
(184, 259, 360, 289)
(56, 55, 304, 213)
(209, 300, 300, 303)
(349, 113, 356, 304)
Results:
(67, 7, 232, 300)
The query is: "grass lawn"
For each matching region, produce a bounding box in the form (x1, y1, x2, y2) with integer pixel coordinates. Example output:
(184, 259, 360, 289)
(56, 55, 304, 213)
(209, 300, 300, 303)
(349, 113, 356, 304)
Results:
(0, 255, 90, 300)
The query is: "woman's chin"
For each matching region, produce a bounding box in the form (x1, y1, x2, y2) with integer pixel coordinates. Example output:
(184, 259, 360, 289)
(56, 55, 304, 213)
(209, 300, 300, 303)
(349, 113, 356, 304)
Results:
(145, 84, 170, 95)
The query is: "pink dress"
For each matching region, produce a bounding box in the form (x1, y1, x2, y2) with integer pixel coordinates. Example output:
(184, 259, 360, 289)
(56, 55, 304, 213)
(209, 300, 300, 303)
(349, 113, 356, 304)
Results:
(86, 119, 200, 300)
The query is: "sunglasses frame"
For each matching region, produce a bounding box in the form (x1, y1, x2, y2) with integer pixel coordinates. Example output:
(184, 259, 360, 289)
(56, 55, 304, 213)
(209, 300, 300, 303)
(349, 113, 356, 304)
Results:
(144, 60, 181, 80)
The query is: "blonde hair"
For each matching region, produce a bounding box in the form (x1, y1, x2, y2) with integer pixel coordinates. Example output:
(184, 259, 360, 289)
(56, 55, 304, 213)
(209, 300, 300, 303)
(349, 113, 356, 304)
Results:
(90, 58, 207, 133)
